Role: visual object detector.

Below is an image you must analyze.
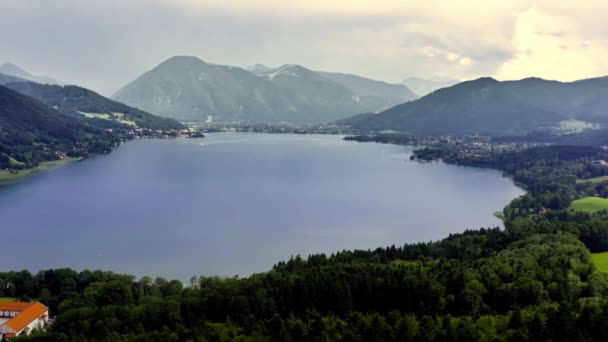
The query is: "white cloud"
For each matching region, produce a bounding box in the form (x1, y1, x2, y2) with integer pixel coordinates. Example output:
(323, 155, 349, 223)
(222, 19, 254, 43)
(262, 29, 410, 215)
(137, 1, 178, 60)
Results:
(495, 7, 608, 81)
(0, 0, 607, 95)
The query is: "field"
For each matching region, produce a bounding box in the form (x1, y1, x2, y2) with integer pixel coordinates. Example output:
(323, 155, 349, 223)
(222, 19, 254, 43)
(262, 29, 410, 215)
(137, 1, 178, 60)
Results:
(559, 119, 599, 133)
(79, 111, 137, 126)
(0, 158, 81, 185)
(569, 197, 608, 213)
(592, 252, 608, 273)
(0, 297, 16, 302)
(576, 175, 608, 184)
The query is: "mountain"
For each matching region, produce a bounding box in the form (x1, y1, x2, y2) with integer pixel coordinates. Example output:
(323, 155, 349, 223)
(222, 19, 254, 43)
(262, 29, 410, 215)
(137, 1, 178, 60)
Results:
(501, 76, 608, 124)
(401, 77, 459, 96)
(0, 72, 27, 85)
(262, 64, 387, 122)
(317, 71, 417, 108)
(0, 85, 117, 170)
(246, 64, 274, 76)
(5, 82, 182, 130)
(113, 56, 416, 123)
(341, 77, 567, 135)
(249, 64, 417, 111)
(113, 56, 298, 122)
(0, 62, 62, 85)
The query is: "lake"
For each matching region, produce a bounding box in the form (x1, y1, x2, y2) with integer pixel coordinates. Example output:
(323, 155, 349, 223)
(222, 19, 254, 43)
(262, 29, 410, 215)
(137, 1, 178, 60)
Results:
(0, 133, 524, 280)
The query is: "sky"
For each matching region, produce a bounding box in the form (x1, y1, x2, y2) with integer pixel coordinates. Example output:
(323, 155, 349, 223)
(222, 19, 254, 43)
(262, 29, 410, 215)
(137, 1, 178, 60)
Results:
(1, 0, 607, 96)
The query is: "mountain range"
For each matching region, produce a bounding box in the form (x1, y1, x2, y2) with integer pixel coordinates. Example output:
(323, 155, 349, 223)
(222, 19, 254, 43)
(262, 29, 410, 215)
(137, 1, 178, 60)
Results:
(0, 62, 62, 85)
(112, 56, 418, 123)
(339, 76, 608, 135)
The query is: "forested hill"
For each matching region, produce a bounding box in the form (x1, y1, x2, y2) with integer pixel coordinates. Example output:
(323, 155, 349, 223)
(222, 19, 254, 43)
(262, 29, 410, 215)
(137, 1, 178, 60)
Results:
(5, 82, 183, 130)
(0, 85, 118, 170)
(340, 76, 608, 135)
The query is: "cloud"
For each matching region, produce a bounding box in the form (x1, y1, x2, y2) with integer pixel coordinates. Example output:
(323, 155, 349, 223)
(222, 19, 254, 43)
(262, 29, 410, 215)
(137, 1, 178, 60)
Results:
(0, 0, 606, 96)
(495, 7, 608, 81)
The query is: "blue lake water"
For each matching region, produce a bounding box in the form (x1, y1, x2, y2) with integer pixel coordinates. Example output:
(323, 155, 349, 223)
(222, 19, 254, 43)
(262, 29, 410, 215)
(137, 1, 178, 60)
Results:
(0, 133, 524, 280)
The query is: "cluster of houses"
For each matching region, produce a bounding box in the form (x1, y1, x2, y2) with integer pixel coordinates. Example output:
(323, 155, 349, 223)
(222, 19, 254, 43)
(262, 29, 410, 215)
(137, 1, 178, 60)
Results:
(0, 302, 49, 340)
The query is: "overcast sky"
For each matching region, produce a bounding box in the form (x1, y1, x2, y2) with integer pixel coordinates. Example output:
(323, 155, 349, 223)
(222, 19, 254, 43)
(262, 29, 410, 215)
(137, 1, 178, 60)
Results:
(1, 0, 607, 96)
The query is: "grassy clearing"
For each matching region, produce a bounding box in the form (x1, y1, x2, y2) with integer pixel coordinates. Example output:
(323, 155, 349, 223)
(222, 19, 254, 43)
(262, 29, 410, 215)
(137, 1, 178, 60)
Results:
(576, 175, 608, 184)
(559, 119, 599, 133)
(80, 111, 137, 126)
(117, 118, 137, 126)
(592, 252, 608, 273)
(0, 158, 81, 185)
(570, 197, 608, 213)
(0, 297, 17, 302)
(79, 111, 112, 120)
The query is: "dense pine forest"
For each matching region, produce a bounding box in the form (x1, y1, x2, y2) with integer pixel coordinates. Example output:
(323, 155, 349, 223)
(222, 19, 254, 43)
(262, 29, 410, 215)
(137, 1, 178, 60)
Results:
(0, 144, 606, 341)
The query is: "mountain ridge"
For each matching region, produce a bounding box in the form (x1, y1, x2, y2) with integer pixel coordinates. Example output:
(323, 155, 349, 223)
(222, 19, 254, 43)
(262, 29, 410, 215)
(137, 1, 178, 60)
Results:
(6, 82, 183, 130)
(113, 56, 417, 123)
(0, 62, 63, 85)
(341, 76, 589, 135)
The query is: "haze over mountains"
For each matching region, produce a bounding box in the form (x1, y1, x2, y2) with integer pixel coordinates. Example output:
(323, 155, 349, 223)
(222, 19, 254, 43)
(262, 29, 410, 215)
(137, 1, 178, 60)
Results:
(0, 62, 62, 85)
(113, 56, 418, 123)
(401, 77, 459, 97)
(340, 76, 608, 135)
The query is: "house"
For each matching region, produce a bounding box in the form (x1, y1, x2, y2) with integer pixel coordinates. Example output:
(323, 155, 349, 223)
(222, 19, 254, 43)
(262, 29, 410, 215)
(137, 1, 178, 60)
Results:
(0, 302, 49, 340)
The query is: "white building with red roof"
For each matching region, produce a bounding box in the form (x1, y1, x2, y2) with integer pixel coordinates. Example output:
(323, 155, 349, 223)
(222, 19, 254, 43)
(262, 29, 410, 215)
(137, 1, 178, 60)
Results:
(0, 302, 49, 340)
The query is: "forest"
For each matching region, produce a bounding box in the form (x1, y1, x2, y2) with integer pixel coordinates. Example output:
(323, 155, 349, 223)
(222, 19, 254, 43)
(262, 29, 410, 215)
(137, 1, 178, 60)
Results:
(0, 144, 606, 341)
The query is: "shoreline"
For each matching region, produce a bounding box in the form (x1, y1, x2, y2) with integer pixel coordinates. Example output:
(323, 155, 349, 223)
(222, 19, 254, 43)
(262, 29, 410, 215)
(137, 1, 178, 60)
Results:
(0, 158, 82, 186)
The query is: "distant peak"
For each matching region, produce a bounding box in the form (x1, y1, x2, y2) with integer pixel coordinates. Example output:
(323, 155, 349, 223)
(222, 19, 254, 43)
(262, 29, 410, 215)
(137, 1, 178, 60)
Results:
(274, 64, 312, 74)
(0, 62, 30, 76)
(278, 64, 305, 70)
(249, 63, 270, 69)
(162, 56, 207, 65)
(473, 76, 499, 82)
(246, 64, 275, 75)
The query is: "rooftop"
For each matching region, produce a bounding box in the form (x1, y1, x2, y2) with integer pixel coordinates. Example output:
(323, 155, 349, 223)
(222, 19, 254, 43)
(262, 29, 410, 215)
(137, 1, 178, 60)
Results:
(0, 302, 48, 333)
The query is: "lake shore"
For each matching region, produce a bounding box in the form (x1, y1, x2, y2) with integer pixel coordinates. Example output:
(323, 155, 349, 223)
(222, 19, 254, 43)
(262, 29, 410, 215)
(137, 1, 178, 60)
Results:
(0, 158, 82, 185)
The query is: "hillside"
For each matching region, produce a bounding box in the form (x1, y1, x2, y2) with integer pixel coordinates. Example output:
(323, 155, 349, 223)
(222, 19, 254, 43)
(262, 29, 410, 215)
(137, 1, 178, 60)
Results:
(342, 76, 608, 135)
(0, 85, 117, 170)
(342, 77, 565, 135)
(113, 56, 416, 123)
(0, 62, 62, 85)
(0, 72, 27, 85)
(5, 82, 183, 130)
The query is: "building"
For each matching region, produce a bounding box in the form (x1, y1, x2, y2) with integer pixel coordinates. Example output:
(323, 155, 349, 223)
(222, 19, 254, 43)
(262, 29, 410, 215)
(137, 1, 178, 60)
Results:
(0, 302, 49, 340)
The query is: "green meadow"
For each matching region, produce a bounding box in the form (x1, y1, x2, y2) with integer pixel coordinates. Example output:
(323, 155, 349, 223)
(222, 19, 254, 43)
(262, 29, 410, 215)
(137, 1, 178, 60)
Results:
(592, 252, 608, 273)
(570, 197, 608, 213)
(576, 175, 608, 184)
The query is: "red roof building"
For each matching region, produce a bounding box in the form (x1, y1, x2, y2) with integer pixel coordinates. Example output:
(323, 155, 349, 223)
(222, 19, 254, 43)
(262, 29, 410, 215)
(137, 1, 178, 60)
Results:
(0, 302, 49, 340)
